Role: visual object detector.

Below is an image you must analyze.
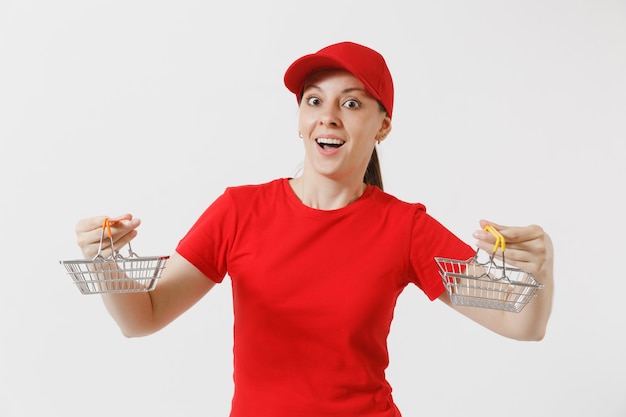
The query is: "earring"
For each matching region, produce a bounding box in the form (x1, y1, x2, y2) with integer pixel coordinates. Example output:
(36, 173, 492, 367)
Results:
(299, 133, 303, 138)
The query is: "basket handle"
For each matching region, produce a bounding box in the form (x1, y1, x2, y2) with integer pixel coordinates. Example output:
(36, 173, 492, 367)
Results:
(94, 218, 137, 260)
(482, 225, 509, 279)
(484, 225, 505, 253)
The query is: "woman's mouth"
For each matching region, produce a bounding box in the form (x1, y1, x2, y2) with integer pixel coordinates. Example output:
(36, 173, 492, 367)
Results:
(316, 138, 345, 150)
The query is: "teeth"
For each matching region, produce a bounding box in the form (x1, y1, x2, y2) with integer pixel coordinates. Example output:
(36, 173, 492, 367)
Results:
(316, 138, 345, 145)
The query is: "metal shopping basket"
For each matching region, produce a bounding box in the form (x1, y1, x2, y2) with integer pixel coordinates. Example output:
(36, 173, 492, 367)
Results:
(60, 218, 169, 295)
(435, 225, 543, 313)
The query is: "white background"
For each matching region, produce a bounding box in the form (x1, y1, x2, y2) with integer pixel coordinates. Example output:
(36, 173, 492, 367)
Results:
(1, 1, 625, 416)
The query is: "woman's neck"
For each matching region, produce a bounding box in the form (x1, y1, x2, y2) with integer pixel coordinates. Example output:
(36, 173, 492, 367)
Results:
(288, 175, 367, 210)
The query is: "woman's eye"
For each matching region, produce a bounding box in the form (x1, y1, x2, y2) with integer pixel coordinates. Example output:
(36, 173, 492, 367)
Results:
(343, 99, 360, 109)
(306, 96, 321, 106)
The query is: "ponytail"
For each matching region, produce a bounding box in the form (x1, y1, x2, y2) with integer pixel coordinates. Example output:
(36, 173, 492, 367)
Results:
(363, 147, 383, 190)
(363, 102, 388, 190)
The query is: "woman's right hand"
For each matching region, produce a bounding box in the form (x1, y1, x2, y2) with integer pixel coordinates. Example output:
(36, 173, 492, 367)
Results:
(76, 214, 141, 259)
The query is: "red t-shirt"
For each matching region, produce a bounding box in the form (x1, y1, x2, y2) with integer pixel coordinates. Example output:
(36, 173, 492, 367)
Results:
(176, 178, 474, 417)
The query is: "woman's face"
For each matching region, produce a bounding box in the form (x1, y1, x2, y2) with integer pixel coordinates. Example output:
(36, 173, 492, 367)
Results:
(297, 69, 391, 184)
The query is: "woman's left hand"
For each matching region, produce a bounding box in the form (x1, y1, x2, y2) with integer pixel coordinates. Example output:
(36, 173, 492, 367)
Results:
(457, 220, 554, 340)
(473, 219, 553, 279)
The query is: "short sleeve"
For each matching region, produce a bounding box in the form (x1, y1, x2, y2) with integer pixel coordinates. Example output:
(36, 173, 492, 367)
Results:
(176, 189, 237, 283)
(408, 207, 475, 300)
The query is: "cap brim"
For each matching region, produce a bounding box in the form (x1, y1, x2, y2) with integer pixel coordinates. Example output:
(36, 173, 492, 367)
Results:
(284, 54, 349, 97)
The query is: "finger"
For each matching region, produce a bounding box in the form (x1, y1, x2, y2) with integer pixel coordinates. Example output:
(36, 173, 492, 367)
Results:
(473, 221, 499, 246)
(502, 248, 544, 275)
(76, 216, 109, 254)
(101, 229, 139, 253)
(76, 226, 107, 247)
(76, 215, 109, 233)
(475, 228, 544, 259)
(479, 219, 501, 230)
(478, 235, 548, 276)
(499, 225, 545, 245)
(108, 213, 135, 224)
(83, 225, 140, 258)
(97, 217, 141, 244)
(75, 213, 136, 233)
(478, 220, 544, 244)
(474, 219, 506, 243)
(75, 214, 140, 257)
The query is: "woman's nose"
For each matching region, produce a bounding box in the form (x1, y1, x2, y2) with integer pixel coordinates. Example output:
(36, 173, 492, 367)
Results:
(319, 106, 339, 127)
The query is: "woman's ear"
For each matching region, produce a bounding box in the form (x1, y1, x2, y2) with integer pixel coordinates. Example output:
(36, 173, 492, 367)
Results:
(377, 116, 392, 143)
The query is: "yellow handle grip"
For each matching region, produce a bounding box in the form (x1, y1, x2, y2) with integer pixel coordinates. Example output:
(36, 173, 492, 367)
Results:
(484, 225, 505, 253)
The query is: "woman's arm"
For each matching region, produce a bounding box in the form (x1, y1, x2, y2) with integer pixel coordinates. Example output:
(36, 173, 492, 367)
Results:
(76, 214, 216, 337)
(439, 220, 554, 341)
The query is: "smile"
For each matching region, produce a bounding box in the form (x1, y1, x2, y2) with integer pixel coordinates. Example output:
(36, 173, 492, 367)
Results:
(316, 138, 345, 150)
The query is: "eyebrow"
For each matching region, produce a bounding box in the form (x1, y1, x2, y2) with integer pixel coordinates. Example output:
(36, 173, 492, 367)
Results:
(303, 84, 368, 95)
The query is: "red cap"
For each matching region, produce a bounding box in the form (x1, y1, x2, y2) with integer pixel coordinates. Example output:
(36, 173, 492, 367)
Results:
(284, 41, 394, 118)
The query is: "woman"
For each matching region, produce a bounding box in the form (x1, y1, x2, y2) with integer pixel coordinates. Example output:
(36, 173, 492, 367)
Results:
(75, 41, 554, 416)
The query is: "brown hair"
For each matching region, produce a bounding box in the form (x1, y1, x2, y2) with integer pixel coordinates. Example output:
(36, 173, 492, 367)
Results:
(364, 101, 388, 190)
(364, 148, 383, 190)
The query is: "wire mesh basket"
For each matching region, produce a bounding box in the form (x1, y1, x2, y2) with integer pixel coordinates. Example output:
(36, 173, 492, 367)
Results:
(60, 218, 169, 295)
(435, 225, 543, 313)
